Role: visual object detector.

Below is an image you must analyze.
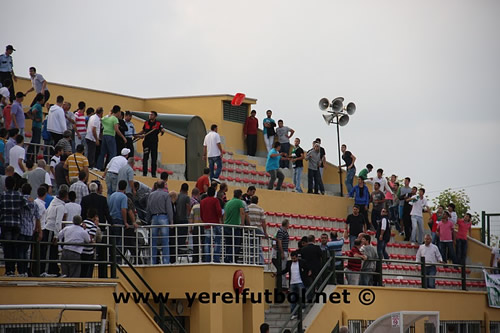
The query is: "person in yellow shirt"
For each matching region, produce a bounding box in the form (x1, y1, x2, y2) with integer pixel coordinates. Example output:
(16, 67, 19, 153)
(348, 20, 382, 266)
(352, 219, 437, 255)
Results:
(64, 144, 89, 182)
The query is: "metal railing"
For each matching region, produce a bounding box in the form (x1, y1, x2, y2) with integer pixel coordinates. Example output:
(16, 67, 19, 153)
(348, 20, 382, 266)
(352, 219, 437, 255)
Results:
(0, 238, 116, 278)
(277, 249, 495, 333)
(115, 244, 185, 333)
(23, 142, 55, 162)
(106, 223, 267, 266)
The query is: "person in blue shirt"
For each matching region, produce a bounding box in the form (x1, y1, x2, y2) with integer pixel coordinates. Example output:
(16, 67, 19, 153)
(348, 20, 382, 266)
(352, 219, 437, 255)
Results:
(27, 93, 44, 161)
(108, 180, 129, 249)
(266, 142, 286, 191)
(0, 128, 7, 174)
(326, 231, 348, 284)
(349, 178, 371, 229)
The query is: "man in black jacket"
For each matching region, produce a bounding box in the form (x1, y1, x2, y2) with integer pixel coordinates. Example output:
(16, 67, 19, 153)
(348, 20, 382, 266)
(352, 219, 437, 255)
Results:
(274, 251, 311, 317)
(80, 180, 112, 277)
(298, 235, 323, 285)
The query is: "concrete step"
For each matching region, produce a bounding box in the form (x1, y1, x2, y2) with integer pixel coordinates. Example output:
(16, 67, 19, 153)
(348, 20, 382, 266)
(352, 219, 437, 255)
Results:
(266, 312, 294, 320)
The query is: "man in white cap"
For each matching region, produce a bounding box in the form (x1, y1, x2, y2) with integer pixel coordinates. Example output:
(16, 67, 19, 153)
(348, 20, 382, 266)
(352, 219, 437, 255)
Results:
(103, 148, 129, 196)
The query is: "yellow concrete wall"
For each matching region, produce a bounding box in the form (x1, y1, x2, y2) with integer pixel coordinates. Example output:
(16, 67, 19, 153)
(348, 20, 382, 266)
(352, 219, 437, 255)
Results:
(306, 285, 500, 332)
(0, 278, 162, 332)
(136, 176, 353, 218)
(145, 95, 256, 155)
(16, 78, 145, 112)
(119, 264, 265, 333)
(131, 116, 186, 166)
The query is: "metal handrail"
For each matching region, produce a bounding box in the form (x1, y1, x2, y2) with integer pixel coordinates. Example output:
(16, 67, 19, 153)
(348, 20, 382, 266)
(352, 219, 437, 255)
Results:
(115, 247, 186, 333)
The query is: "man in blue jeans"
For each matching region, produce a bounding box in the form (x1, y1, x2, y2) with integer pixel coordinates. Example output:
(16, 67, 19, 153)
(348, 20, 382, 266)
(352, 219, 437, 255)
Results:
(291, 138, 304, 193)
(147, 180, 174, 264)
(266, 142, 285, 191)
(341, 144, 356, 195)
(376, 209, 391, 260)
(107, 180, 129, 258)
(416, 234, 443, 288)
(203, 124, 223, 183)
(274, 251, 311, 318)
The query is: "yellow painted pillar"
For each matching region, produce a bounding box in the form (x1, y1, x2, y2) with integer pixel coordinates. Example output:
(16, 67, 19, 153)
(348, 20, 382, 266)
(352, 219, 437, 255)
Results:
(190, 301, 223, 333)
(108, 308, 116, 333)
(243, 302, 265, 333)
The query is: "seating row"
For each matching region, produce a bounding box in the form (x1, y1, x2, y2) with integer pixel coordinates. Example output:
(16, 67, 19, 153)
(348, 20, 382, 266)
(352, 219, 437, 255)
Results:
(218, 176, 297, 191)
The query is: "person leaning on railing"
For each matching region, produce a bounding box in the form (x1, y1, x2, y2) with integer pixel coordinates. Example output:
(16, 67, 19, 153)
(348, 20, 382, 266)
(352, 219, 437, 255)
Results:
(58, 215, 90, 278)
(326, 230, 347, 285)
(415, 234, 444, 289)
(147, 180, 174, 265)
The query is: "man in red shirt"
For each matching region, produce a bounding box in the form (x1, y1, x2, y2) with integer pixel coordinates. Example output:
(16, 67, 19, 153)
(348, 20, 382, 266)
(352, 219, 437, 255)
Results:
(200, 187, 222, 262)
(346, 239, 367, 285)
(196, 168, 210, 194)
(243, 110, 258, 156)
(456, 213, 472, 265)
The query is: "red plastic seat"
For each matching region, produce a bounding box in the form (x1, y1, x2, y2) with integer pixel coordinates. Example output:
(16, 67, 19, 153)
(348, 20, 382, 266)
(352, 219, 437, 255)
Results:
(266, 212, 276, 217)
(219, 175, 227, 181)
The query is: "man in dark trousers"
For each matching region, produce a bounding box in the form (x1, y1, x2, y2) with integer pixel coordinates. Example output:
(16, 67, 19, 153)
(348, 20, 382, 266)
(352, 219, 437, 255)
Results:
(298, 235, 323, 285)
(80, 181, 112, 277)
(243, 109, 258, 156)
(0, 45, 16, 103)
(136, 111, 166, 178)
(274, 251, 311, 318)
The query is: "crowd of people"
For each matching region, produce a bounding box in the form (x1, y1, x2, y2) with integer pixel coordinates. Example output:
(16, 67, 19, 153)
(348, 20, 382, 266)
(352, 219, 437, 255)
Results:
(243, 109, 327, 194)
(0, 44, 481, 289)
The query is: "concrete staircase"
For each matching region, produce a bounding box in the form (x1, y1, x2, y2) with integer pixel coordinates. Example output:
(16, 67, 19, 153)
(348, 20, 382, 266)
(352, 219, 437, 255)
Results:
(265, 302, 298, 333)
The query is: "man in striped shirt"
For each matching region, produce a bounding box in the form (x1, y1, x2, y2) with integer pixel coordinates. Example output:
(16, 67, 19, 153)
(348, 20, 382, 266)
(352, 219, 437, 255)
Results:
(64, 144, 89, 182)
(74, 102, 87, 153)
(81, 208, 99, 278)
(273, 219, 290, 288)
(346, 239, 367, 285)
(247, 196, 267, 265)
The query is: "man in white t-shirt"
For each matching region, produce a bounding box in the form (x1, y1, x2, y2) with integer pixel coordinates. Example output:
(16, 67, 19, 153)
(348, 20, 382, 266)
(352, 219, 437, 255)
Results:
(9, 135, 25, 177)
(85, 107, 103, 169)
(35, 186, 48, 231)
(103, 148, 129, 196)
(47, 95, 67, 146)
(491, 241, 500, 274)
(25, 67, 50, 106)
(203, 124, 223, 183)
(408, 188, 429, 244)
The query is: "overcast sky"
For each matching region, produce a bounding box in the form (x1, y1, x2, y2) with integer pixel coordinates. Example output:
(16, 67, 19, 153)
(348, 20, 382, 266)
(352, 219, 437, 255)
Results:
(5, 0, 500, 216)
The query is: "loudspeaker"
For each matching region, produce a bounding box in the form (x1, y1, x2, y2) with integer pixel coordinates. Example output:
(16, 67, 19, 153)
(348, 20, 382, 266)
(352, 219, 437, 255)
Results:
(331, 97, 344, 112)
(319, 98, 330, 110)
(322, 113, 335, 125)
(338, 114, 349, 126)
(345, 102, 356, 115)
